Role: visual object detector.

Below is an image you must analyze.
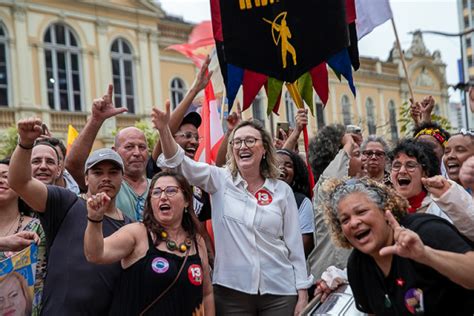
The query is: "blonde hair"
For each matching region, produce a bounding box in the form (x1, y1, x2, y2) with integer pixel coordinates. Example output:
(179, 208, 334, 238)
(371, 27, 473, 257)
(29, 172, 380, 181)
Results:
(226, 120, 280, 179)
(0, 272, 33, 315)
(320, 177, 408, 249)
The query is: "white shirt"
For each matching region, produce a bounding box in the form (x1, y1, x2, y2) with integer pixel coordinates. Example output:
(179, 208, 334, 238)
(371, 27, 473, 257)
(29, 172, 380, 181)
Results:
(158, 147, 313, 295)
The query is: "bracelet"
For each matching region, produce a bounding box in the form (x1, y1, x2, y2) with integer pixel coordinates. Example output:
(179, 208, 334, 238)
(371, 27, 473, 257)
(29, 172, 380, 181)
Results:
(87, 216, 103, 223)
(18, 142, 34, 150)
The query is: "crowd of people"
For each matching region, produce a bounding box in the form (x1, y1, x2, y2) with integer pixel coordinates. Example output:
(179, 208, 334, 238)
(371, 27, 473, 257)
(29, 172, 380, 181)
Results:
(0, 58, 473, 316)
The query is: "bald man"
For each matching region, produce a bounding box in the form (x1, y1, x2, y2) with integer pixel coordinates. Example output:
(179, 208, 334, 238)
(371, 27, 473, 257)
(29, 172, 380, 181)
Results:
(65, 85, 150, 220)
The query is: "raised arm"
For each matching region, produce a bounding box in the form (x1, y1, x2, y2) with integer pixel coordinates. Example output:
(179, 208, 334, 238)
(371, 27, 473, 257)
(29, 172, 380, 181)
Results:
(9, 118, 48, 212)
(283, 108, 307, 151)
(380, 211, 474, 289)
(84, 192, 136, 264)
(152, 57, 212, 161)
(152, 101, 179, 159)
(215, 104, 241, 167)
(65, 85, 127, 191)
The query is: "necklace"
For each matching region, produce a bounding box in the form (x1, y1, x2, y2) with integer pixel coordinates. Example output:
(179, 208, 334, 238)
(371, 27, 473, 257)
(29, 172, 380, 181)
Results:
(158, 229, 192, 253)
(1, 214, 23, 237)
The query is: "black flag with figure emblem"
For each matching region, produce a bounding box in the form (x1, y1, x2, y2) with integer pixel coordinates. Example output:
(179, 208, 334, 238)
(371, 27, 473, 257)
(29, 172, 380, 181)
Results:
(216, 0, 349, 83)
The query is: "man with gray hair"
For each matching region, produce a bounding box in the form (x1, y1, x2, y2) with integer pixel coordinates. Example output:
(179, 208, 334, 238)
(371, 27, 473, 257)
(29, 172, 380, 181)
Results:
(9, 117, 131, 315)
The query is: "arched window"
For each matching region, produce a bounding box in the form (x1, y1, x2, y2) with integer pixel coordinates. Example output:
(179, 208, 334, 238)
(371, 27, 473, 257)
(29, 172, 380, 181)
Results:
(252, 91, 265, 127)
(170, 77, 186, 110)
(388, 100, 398, 141)
(366, 97, 376, 135)
(0, 23, 9, 106)
(314, 94, 325, 129)
(111, 38, 135, 113)
(284, 91, 296, 127)
(341, 95, 352, 125)
(44, 23, 82, 111)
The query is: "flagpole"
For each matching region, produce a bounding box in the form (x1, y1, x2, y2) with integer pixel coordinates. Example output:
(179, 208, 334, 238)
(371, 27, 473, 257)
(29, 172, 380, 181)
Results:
(391, 18, 415, 102)
(285, 82, 316, 194)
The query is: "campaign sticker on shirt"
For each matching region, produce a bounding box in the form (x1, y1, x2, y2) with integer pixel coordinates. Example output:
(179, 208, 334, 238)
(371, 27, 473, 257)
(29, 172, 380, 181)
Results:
(193, 186, 203, 199)
(151, 257, 169, 274)
(187, 264, 203, 286)
(404, 288, 424, 314)
(255, 189, 273, 206)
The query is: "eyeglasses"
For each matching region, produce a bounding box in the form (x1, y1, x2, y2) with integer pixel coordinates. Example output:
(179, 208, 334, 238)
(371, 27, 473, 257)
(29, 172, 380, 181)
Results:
(151, 186, 181, 198)
(362, 150, 386, 159)
(391, 161, 421, 172)
(230, 137, 261, 149)
(174, 132, 203, 143)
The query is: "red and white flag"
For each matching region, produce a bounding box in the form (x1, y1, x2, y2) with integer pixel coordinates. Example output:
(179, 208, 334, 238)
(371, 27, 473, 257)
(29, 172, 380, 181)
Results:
(356, 0, 393, 40)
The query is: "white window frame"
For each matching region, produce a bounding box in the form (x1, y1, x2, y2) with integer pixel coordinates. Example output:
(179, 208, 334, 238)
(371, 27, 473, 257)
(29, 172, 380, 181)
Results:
(252, 91, 266, 127)
(284, 91, 296, 127)
(366, 97, 376, 135)
(170, 77, 187, 110)
(388, 100, 399, 141)
(111, 38, 136, 113)
(44, 23, 83, 112)
(341, 95, 352, 126)
(0, 23, 10, 107)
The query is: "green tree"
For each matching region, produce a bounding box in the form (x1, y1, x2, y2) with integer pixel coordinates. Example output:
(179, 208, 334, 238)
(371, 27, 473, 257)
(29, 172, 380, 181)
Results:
(0, 126, 18, 159)
(114, 120, 159, 154)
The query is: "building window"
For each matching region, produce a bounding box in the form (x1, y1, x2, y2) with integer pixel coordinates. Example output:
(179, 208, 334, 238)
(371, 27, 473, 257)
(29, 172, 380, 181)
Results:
(170, 77, 186, 110)
(388, 100, 398, 142)
(111, 38, 135, 113)
(314, 94, 325, 129)
(284, 91, 296, 127)
(469, 54, 474, 68)
(252, 91, 265, 127)
(0, 23, 9, 107)
(44, 23, 82, 111)
(341, 95, 352, 125)
(465, 16, 470, 28)
(467, 37, 472, 48)
(366, 97, 376, 135)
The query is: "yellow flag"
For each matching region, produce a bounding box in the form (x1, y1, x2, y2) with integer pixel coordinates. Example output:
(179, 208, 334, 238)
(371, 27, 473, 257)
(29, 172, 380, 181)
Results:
(66, 124, 79, 154)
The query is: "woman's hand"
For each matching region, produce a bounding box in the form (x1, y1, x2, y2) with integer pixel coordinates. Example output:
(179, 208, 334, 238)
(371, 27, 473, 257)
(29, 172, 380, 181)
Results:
(294, 289, 308, 316)
(151, 100, 171, 131)
(0, 231, 40, 251)
(379, 210, 426, 262)
(190, 55, 213, 93)
(314, 279, 334, 303)
(421, 176, 451, 198)
(87, 192, 111, 222)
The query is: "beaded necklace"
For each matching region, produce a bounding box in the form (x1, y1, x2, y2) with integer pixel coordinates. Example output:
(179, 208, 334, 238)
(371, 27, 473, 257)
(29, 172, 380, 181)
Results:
(157, 229, 192, 253)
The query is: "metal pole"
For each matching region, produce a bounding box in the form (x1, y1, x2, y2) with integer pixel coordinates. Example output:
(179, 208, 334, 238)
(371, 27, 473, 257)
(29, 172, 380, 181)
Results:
(460, 35, 470, 129)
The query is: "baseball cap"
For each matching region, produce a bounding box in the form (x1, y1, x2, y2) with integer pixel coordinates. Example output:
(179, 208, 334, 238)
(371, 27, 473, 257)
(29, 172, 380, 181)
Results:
(84, 148, 124, 173)
(181, 112, 202, 129)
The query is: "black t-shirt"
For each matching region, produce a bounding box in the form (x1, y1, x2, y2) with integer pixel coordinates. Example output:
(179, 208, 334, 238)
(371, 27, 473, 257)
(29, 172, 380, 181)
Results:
(146, 157, 211, 222)
(39, 186, 132, 316)
(348, 213, 474, 316)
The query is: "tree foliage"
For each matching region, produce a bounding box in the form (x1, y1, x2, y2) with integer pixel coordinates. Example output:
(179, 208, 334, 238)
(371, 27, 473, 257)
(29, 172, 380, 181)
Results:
(0, 126, 18, 159)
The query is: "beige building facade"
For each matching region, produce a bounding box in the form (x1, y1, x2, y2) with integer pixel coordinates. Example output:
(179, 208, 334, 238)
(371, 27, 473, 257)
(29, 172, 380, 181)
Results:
(0, 0, 450, 147)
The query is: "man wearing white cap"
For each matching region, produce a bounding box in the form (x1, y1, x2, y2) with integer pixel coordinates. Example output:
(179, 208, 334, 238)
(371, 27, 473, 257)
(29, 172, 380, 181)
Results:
(9, 117, 131, 315)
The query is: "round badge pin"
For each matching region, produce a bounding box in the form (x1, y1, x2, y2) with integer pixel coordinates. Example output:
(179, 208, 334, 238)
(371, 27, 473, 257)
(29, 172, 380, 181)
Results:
(404, 288, 424, 314)
(187, 264, 203, 286)
(255, 189, 273, 206)
(151, 257, 169, 274)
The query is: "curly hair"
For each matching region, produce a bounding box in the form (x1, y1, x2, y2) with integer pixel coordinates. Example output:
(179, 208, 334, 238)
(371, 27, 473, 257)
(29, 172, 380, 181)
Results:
(309, 124, 346, 182)
(142, 170, 203, 246)
(320, 177, 408, 249)
(388, 138, 440, 177)
(276, 149, 311, 198)
(226, 120, 280, 179)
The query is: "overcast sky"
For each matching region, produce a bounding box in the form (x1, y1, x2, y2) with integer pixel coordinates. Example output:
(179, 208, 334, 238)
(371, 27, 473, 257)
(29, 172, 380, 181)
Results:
(156, 0, 462, 101)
